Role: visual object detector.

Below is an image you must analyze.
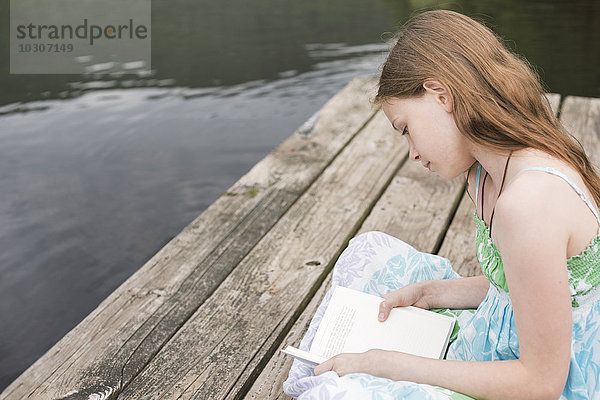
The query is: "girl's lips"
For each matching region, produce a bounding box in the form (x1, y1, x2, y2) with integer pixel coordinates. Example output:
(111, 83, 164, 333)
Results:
(425, 161, 431, 170)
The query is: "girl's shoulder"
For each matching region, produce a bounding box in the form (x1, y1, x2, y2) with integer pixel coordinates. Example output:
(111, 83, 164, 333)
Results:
(503, 149, 596, 210)
(504, 156, 594, 210)
(495, 160, 599, 258)
(492, 174, 572, 258)
(498, 158, 588, 221)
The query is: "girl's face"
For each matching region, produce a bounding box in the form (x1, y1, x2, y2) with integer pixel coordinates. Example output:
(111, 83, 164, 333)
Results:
(381, 92, 475, 179)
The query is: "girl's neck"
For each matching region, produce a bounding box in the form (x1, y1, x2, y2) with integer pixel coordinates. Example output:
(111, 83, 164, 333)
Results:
(474, 147, 556, 188)
(473, 149, 513, 188)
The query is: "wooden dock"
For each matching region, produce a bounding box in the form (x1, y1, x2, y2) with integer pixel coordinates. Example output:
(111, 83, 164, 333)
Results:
(2, 78, 599, 400)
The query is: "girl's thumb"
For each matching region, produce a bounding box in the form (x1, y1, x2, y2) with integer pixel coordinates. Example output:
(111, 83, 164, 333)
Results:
(378, 301, 391, 322)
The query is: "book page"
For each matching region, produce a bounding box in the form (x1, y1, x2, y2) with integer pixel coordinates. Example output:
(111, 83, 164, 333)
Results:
(310, 286, 454, 360)
(310, 287, 357, 358)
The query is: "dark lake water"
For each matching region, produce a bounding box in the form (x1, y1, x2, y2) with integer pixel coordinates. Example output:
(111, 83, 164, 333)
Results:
(0, 0, 598, 391)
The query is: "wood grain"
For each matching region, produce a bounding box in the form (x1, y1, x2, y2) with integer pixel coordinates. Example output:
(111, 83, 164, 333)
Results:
(357, 158, 465, 252)
(437, 193, 480, 277)
(244, 274, 332, 400)
(546, 93, 561, 116)
(561, 96, 600, 166)
(117, 111, 407, 399)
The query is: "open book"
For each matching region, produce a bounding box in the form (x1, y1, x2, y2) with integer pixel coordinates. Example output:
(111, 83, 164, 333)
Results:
(282, 286, 455, 367)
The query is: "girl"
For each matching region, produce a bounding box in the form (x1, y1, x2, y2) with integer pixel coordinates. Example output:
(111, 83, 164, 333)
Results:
(284, 9, 600, 400)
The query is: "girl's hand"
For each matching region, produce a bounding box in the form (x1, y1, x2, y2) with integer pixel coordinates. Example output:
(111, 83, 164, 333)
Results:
(378, 283, 429, 322)
(313, 350, 380, 377)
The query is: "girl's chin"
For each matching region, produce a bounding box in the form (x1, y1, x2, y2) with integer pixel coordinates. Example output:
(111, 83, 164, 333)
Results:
(436, 169, 462, 180)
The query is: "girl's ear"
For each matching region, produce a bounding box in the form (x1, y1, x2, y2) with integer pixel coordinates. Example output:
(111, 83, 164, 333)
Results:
(423, 80, 453, 113)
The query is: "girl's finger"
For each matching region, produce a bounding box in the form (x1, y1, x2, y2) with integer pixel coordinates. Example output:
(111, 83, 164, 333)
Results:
(378, 300, 391, 321)
(382, 290, 404, 306)
(313, 358, 333, 376)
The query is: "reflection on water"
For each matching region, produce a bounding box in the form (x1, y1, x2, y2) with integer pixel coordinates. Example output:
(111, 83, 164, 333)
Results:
(0, 0, 598, 391)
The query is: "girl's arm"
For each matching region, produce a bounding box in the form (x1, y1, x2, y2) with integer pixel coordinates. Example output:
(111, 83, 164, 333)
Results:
(378, 275, 489, 320)
(317, 178, 573, 400)
(421, 275, 489, 309)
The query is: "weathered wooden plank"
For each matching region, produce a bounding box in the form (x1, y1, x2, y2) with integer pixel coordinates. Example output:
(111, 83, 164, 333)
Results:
(356, 158, 465, 252)
(561, 96, 600, 166)
(437, 193, 479, 277)
(244, 126, 465, 399)
(546, 93, 561, 116)
(244, 274, 332, 400)
(0, 78, 378, 400)
(117, 111, 407, 399)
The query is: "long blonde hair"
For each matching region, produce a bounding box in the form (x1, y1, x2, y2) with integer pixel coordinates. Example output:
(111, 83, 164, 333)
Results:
(375, 10, 600, 206)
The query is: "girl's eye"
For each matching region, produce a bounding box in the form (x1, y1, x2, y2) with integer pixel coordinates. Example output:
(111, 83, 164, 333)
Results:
(402, 126, 409, 136)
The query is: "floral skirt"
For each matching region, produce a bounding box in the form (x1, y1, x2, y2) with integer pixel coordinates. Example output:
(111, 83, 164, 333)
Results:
(283, 231, 474, 399)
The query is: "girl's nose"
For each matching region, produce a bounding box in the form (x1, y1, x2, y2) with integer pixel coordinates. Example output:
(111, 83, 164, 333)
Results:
(409, 146, 420, 161)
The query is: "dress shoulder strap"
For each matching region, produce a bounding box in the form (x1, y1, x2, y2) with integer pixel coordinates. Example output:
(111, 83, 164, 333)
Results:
(515, 167, 600, 224)
(475, 163, 482, 208)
